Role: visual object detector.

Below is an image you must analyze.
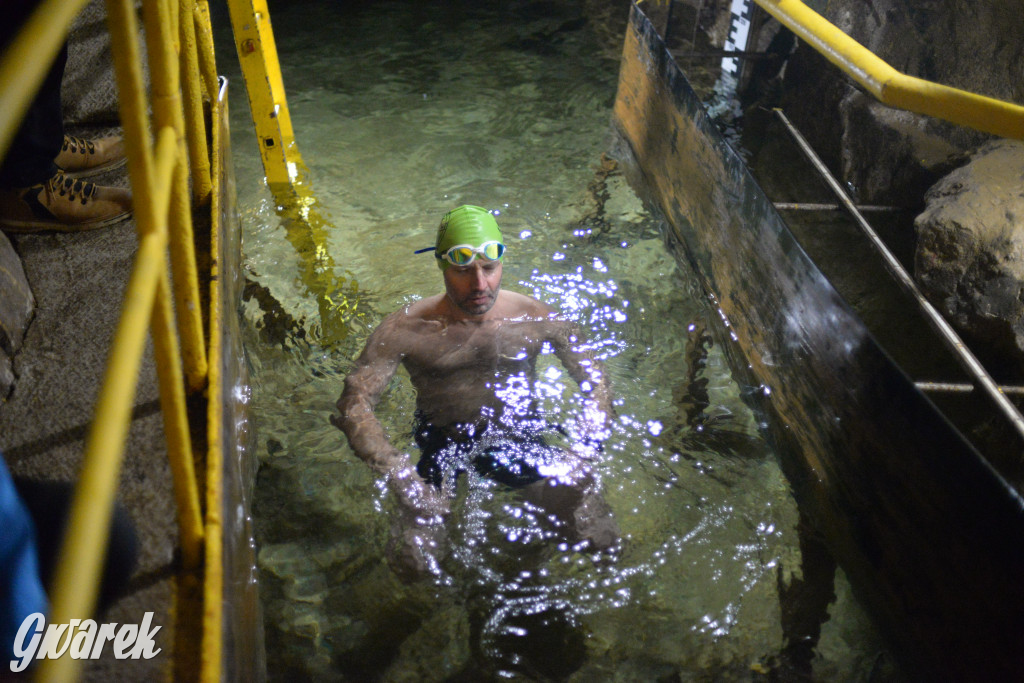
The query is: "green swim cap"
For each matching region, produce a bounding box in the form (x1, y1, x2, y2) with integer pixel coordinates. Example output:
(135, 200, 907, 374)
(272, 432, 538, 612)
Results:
(432, 205, 504, 270)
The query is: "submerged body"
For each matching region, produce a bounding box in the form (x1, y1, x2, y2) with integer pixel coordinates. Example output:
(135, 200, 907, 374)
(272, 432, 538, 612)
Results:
(333, 206, 618, 577)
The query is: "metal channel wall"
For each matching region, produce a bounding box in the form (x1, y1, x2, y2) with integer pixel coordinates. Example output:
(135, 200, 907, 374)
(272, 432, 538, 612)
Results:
(207, 78, 264, 683)
(612, 4, 1024, 680)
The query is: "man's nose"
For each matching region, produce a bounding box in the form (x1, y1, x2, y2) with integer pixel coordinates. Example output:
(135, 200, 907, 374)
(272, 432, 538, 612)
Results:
(472, 264, 488, 287)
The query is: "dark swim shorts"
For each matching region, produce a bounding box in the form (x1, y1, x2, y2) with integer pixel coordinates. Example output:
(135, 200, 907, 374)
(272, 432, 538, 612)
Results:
(413, 416, 568, 490)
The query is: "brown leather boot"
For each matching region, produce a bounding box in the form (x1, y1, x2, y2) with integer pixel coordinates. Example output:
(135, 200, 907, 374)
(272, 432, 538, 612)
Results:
(0, 170, 132, 232)
(55, 134, 127, 178)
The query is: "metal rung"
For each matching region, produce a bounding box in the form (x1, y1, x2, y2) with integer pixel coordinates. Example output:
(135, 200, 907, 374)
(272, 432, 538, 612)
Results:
(774, 107, 1024, 442)
(774, 202, 903, 212)
(917, 381, 1024, 396)
(673, 49, 776, 60)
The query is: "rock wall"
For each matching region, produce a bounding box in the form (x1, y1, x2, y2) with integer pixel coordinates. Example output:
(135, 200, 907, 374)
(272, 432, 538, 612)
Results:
(778, 0, 1022, 206)
(915, 140, 1024, 376)
(780, 0, 1024, 374)
(0, 232, 34, 399)
(682, 0, 1024, 375)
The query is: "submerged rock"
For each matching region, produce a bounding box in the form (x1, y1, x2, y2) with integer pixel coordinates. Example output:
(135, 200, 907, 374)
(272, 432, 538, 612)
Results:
(914, 140, 1024, 376)
(0, 232, 34, 399)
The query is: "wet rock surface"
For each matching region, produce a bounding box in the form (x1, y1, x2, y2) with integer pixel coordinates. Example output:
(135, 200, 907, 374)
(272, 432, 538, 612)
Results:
(915, 140, 1024, 376)
(838, 90, 966, 207)
(692, 0, 1024, 379)
(0, 231, 34, 399)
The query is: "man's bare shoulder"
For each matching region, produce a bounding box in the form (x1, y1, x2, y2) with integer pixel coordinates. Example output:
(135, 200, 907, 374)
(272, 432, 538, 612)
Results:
(356, 296, 444, 362)
(376, 296, 446, 330)
(362, 297, 447, 352)
(495, 290, 559, 320)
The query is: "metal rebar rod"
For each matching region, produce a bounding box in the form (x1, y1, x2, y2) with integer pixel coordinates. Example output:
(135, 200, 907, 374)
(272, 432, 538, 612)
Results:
(773, 202, 903, 212)
(773, 107, 1024, 442)
(916, 381, 1024, 396)
(673, 49, 776, 59)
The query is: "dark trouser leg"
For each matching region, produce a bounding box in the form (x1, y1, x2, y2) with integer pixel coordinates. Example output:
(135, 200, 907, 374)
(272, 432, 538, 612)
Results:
(12, 478, 138, 613)
(0, 39, 65, 188)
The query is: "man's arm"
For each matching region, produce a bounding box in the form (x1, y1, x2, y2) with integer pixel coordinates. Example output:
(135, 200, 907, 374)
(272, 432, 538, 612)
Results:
(549, 319, 615, 443)
(331, 315, 447, 522)
(332, 314, 408, 474)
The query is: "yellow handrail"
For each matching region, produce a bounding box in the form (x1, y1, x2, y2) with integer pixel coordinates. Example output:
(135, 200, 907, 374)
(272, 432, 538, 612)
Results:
(142, 0, 209, 392)
(1, 0, 220, 678)
(37, 129, 178, 683)
(200, 77, 226, 683)
(179, 0, 213, 206)
(225, 0, 304, 188)
(226, 0, 367, 347)
(194, 1, 220, 103)
(753, 0, 1024, 140)
(104, 0, 206, 569)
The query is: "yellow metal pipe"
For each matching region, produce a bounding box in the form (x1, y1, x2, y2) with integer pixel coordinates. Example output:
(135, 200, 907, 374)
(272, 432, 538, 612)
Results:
(143, 0, 209, 391)
(35, 229, 168, 683)
(199, 81, 225, 683)
(0, 0, 90, 159)
(753, 0, 1024, 140)
(180, 0, 213, 206)
(105, 0, 158, 235)
(194, 1, 220, 102)
(165, 0, 180, 54)
(152, 126, 179, 226)
(152, 268, 205, 569)
(151, 127, 205, 570)
(226, 0, 305, 187)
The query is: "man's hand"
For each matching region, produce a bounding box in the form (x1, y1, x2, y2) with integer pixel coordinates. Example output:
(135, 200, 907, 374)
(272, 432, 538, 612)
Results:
(385, 464, 450, 582)
(388, 464, 449, 526)
(571, 398, 612, 458)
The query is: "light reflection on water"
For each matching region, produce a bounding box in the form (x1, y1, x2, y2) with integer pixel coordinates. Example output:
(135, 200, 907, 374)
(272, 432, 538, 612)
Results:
(217, 0, 882, 679)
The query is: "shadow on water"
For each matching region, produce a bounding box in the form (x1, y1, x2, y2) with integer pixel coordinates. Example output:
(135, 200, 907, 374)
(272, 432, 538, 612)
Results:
(468, 596, 587, 680)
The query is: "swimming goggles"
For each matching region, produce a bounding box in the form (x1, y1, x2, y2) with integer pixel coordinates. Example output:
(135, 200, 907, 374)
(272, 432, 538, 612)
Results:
(415, 241, 506, 266)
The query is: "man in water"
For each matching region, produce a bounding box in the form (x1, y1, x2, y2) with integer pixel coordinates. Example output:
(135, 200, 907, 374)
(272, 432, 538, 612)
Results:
(332, 205, 619, 577)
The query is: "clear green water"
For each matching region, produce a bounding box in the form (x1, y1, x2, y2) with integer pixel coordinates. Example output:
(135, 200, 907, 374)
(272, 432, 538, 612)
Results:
(217, 0, 883, 679)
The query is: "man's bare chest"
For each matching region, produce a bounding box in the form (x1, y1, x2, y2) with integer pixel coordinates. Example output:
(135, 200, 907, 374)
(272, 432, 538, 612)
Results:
(402, 320, 548, 375)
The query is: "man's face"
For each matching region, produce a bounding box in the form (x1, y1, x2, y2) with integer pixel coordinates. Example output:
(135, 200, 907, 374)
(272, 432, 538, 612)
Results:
(443, 259, 503, 316)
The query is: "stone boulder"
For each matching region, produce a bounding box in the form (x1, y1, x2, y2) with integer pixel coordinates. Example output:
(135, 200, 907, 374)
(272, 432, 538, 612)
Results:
(914, 140, 1024, 376)
(0, 232, 35, 399)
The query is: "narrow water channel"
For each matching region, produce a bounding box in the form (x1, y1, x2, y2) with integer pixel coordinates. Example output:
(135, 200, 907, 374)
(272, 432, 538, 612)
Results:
(216, 0, 886, 679)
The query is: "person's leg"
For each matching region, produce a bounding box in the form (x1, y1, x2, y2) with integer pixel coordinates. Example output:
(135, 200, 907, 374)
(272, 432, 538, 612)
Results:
(521, 453, 620, 552)
(0, 45, 65, 189)
(474, 435, 620, 552)
(12, 478, 138, 613)
(0, 11, 131, 232)
(381, 425, 457, 582)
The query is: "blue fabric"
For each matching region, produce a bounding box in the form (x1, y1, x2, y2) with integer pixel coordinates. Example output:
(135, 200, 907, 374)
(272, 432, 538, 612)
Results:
(0, 457, 48, 662)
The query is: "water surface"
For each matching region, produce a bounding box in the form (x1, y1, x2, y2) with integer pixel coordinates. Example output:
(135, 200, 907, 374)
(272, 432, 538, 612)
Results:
(217, 0, 883, 679)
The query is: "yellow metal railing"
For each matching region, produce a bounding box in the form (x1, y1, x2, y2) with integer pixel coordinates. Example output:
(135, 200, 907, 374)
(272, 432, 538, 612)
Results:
(226, 0, 367, 347)
(0, 0, 224, 680)
(753, 0, 1024, 140)
(225, 0, 302, 189)
(201, 74, 225, 683)
(37, 0, 211, 677)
